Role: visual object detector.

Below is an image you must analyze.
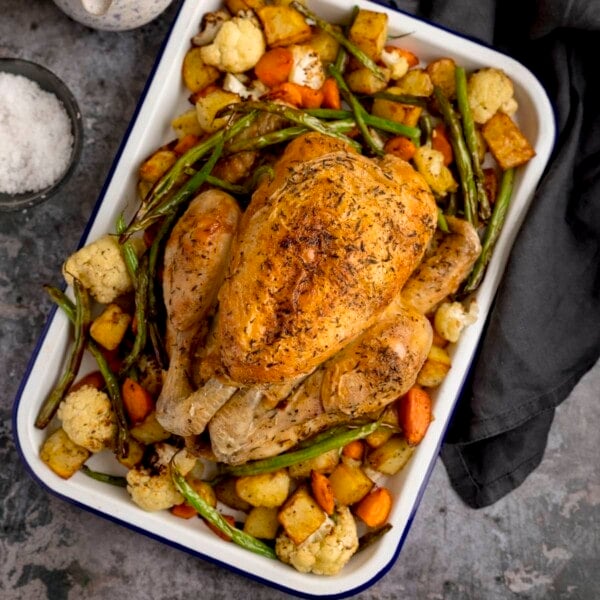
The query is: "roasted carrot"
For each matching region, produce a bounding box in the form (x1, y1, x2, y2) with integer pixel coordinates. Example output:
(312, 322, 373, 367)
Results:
(342, 439, 365, 462)
(384, 45, 419, 68)
(121, 377, 155, 424)
(432, 123, 454, 166)
(298, 85, 324, 109)
(170, 503, 198, 519)
(384, 136, 417, 161)
(354, 487, 393, 528)
(70, 370, 105, 393)
(205, 513, 236, 541)
(267, 81, 303, 107)
(321, 77, 341, 110)
(311, 470, 335, 515)
(254, 47, 294, 87)
(174, 133, 201, 155)
(397, 387, 433, 446)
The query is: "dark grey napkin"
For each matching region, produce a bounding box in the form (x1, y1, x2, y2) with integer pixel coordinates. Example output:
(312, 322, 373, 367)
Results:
(376, 0, 600, 507)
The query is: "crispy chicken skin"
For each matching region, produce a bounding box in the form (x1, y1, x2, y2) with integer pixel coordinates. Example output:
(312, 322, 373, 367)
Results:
(156, 189, 240, 434)
(215, 132, 438, 384)
(209, 300, 433, 464)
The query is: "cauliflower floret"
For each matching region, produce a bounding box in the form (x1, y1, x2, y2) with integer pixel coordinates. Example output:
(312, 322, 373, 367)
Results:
(126, 444, 197, 512)
(200, 16, 265, 73)
(467, 68, 518, 124)
(222, 73, 268, 100)
(62, 234, 141, 304)
(275, 507, 359, 575)
(434, 300, 479, 343)
(126, 465, 183, 512)
(57, 385, 116, 453)
(380, 48, 410, 80)
(288, 45, 326, 90)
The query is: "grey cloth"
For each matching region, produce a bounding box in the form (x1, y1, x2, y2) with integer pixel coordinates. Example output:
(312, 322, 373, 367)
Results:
(376, 0, 600, 507)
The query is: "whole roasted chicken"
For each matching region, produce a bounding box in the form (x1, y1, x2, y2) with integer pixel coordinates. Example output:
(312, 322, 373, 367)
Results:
(156, 131, 480, 463)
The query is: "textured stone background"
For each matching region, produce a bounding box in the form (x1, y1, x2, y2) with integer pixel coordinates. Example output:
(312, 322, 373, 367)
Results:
(1, 1, 598, 599)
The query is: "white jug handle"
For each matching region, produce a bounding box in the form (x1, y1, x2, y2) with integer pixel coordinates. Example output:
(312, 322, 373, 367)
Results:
(81, 0, 113, 16)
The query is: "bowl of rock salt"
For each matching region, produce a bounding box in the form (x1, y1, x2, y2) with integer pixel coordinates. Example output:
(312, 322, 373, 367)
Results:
(0, 58, 83, 212)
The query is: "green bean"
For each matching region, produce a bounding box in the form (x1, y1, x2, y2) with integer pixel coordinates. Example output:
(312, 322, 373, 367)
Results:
(328, 64, 384, 156)
(455, 66, 491, 220)
(119, 253, 150, 375)
(81, 465, 127, 487)
(171, 461, 277, 560)
(123, 113, 257, 239)
(223, 101, 361, 151)
(292, 2, 387, 81)
(369, 91, 427, 107)
(116, 215, 139, 279)
(43, 286, 130, 457)
(223, 421, 381, 477)
(462, 167, 515, 294)
(35, 279, 91, 429)
(437, 207, 450, 233)
(433, 86, 478, 227)
(358, 523, 393, 552)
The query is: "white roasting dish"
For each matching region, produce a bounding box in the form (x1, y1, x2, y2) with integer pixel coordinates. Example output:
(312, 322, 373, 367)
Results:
(14, 1, 556, 597)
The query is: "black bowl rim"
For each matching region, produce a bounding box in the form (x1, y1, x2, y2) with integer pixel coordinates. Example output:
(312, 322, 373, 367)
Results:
(0, 57, 83, 212)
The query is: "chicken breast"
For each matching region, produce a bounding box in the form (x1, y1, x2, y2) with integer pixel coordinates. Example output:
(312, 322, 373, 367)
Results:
(215, 132, 437, 384)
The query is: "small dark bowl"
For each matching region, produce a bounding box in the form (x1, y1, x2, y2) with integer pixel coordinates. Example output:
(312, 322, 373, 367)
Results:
(0, 58, 83, 212)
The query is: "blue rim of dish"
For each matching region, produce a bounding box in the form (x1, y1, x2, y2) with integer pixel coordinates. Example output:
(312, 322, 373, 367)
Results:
(11, 0, 557, 597)
(0, 58, 84, 212)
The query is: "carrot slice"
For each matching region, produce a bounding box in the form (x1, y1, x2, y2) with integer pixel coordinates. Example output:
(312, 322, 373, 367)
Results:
(384, 136, 417, 161)
(354, 487, 393, 528)
(121, 377, 155, 424)
(432, 123, 454, 165)
(298, 85, 324, 109)
(397, 387, 433, 446)
(342, 439, 365, 462)
(254, 47, 294, 87)
(170, 503, 198, 519)
(321, 77, 341, 109)
(311, 470, 335, 515)
(267, 82, 303, 107)
(70, 370, 105, 393)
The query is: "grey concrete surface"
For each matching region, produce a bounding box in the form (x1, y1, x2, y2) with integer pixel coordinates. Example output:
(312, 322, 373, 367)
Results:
(1, 2, 598, 599)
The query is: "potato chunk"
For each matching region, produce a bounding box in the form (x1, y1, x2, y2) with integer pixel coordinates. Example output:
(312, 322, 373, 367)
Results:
(90, 303, 132, 351)
(235, 468, 291, 507)
(328, 462, 374, 506)
(278, 485, 326, 545)
(482, 112, 536, 169)
(366, 435, 414, 475)
(182, 47, 220, 93)
(348, 9, 388, 61)
(40, 428, 90, 479)
(257, 6, 312, 47)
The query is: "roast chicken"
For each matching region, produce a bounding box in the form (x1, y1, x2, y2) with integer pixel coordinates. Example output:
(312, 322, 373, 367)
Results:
(155, 131, 481, 462)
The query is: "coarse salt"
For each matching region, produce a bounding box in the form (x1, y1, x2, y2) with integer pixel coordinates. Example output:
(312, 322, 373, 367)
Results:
(0, 72, 74, 195)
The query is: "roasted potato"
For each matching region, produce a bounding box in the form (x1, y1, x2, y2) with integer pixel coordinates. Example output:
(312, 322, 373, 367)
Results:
(129, 411, 171, 445)
(306, 25, 341, 64)
(482, 112, 536, 169)
(328, 462, 374, 506)
(89, 303, 132, 351)
(40, 427, 90, 479)
(371, 88, 423, 126)
(278, 485, 326, 545)
(346, 66, 390, 95)
(366, 435, 414, 475)
(257, 5, 312, 47)
(235, 468, 291, 508)
(214, 476, 252, 512)
(139, 148, 178, 183)
(195, 88, 241, 133)
(394, 68, 434, 97)
(181, 47, 220, 93)
(426, 57, 456, 99)
(416, 344, 452, 388)
(348, 9, 388, 61)
(288, 448, 340, 479)
(171, 109, 203, 139)
(244, 506, 280, 539)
